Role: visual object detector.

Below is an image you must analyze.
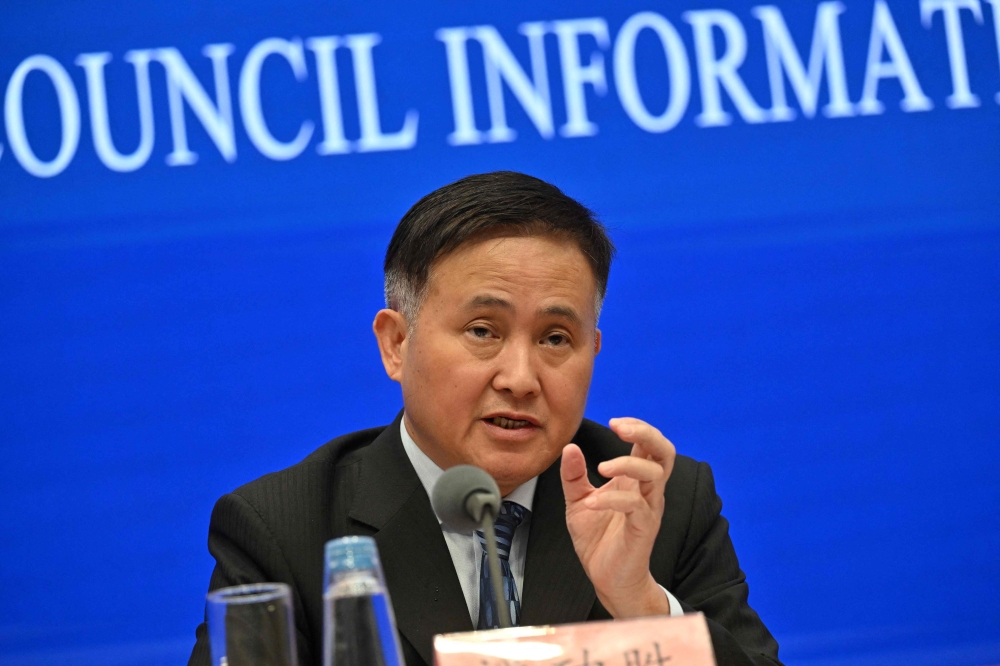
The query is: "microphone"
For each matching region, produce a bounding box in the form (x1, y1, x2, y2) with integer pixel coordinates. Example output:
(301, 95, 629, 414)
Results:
(431, 465, 511, 629)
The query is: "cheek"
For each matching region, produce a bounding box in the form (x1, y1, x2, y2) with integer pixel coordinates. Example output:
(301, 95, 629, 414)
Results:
(442, 365, 492, 413)
(542, 356, 594, 416)
(409, 337, 491, 413)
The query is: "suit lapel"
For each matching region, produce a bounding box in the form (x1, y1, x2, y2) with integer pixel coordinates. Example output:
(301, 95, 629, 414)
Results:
(518, 456, 598, 626)
(348, 413, 473, 666)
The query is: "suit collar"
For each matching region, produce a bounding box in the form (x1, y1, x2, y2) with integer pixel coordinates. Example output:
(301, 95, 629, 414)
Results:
(348, 411, 418, 529)
(348, 410, 473, 665)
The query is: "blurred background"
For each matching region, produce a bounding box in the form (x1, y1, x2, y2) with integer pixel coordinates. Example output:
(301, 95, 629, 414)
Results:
(1, 1, 998, 665)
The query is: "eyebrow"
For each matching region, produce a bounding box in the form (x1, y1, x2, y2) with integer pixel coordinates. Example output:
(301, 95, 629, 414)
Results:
(466, 295, 581, 324)
(540, 305, 580, 324)
(467, 295, 513, 310)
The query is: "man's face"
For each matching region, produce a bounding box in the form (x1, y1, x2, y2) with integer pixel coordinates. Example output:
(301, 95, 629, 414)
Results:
(379, 234, 601, 495)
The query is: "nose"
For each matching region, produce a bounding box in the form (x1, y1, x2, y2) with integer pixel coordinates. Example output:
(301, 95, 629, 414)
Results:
(492, 336, 541, 399)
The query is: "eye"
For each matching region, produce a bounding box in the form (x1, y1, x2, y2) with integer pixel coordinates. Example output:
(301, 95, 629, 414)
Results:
(543, 332, 569, 347)
(467, 325, 496, 340)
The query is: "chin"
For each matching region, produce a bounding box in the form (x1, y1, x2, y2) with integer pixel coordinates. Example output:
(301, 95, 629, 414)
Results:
(477, 449, 555, 493)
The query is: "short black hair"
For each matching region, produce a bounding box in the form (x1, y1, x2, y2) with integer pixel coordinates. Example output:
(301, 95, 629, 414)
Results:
(384, 171, 615, 320)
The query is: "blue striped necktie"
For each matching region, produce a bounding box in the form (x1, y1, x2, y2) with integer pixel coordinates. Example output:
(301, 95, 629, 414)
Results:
(476, 500, 527, 629)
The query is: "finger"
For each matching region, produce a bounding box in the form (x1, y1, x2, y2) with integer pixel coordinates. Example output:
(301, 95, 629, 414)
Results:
(584, 489, 648, 515)
(560, 443, 595, 503)
(609, 418, 677, 467)
(597, 456, 663, 483)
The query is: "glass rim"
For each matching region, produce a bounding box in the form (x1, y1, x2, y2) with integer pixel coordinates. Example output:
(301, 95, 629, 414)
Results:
(207, 582, 291, 605)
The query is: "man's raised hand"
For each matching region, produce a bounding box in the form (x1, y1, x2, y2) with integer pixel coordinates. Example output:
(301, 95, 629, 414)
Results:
(560, 417, 677, 618)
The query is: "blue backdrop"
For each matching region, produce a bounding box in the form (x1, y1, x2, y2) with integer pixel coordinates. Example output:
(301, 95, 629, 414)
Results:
(2, 1, 998, 665)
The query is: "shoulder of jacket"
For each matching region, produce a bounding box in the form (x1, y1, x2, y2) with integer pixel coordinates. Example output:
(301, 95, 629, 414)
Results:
(229, 423, 388, 502)
(666, 454, 703, 505)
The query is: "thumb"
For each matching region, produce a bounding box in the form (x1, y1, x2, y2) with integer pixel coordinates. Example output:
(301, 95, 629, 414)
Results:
(560, 443, 594, 503)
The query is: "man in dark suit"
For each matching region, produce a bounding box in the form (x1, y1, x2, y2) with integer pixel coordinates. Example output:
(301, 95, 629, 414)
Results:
(188, 172, 781, 666)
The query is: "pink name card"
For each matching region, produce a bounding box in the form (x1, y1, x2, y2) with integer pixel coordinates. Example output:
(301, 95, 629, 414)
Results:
(434, 613, 715, 666)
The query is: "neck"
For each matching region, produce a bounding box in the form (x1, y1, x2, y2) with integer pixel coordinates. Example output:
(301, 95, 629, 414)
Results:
(401, 413, 521, 496)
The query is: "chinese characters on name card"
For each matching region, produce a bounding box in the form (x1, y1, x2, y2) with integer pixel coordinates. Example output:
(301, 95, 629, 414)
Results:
(434, 613, 715, 666)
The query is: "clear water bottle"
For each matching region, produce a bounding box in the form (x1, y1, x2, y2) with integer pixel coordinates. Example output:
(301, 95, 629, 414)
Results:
(323, 536, 404, 666)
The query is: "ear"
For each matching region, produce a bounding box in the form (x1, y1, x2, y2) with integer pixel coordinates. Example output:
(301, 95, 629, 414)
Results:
(373, 308, 409, 383)
(594, 327, 602, 356)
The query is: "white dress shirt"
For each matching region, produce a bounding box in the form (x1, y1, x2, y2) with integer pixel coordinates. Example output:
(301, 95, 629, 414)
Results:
(399, 419, 683, 624)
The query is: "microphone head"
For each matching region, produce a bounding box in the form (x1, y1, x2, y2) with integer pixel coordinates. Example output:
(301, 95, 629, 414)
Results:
(431, 465, 501, 531)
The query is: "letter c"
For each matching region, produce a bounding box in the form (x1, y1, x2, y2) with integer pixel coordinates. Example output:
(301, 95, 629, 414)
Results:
(239, 37, 315, 161)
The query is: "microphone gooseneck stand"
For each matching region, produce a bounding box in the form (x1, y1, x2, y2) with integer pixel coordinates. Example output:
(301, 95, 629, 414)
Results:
(478, 507, 511, 629)
(430, 464, 513, 629)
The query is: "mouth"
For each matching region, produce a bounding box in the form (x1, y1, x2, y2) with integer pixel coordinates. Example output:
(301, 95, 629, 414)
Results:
(482, 413, 540, 431)
(488, 416, 532, 430)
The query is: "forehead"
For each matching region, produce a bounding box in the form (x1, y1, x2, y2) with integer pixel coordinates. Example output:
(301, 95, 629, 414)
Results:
(426, 234, 598, 304)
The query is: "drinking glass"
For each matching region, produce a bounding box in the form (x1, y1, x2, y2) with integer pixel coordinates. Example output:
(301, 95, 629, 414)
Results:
(207, 582, 299, 666)
(323, 536, 404, 666)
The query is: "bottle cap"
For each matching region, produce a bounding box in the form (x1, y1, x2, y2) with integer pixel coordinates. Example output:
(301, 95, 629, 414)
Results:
(325, 536, 379, 573)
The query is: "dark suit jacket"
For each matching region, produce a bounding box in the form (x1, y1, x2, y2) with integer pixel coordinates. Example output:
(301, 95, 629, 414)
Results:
(188, 413, 781, 666)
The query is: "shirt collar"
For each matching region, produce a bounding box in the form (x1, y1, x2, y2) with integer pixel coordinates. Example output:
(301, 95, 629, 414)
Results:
(399, 417, 537, 525)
